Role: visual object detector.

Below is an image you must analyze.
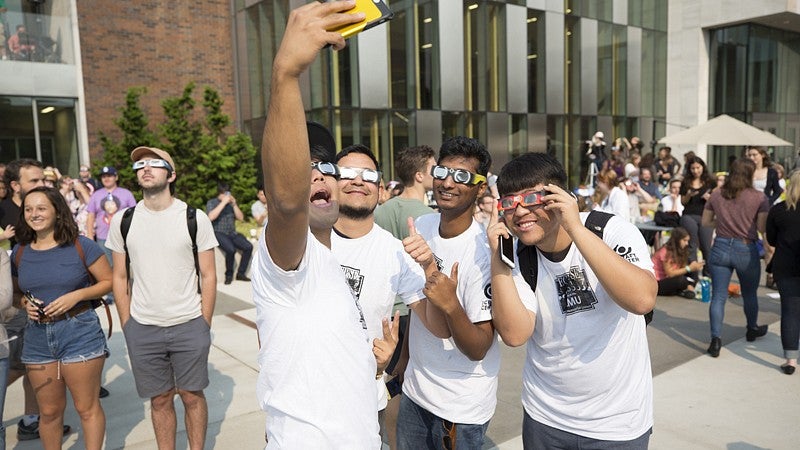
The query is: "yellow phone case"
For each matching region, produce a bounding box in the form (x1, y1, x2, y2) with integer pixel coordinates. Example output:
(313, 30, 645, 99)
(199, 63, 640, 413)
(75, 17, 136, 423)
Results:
(327, 0, 392, 39)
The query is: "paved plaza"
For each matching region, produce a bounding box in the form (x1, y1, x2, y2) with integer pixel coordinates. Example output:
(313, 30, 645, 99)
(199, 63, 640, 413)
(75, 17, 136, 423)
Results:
(3, 265, 799, 449)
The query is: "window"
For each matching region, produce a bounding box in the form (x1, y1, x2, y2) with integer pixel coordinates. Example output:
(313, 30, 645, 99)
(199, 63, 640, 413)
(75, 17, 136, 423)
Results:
(465, 1, 506, 112)
(527, 9, 545, 113)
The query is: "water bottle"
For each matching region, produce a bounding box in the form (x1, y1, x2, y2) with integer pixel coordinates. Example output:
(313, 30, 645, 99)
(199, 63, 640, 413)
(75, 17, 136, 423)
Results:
(700, 277, 711, 303)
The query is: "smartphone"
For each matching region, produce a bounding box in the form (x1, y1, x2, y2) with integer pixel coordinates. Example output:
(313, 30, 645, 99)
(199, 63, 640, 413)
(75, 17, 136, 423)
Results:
(326, 0, 394, 39)
(385, 376, 402, 398)
(499, 234, 515, 269)
(25, 291, 46, 319)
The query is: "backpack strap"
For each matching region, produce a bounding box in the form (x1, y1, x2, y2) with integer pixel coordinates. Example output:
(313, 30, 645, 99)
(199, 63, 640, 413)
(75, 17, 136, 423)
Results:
(516, 243, 539, 293)
(75, 238, 113, 338)
(584, 210, 613, 239)
(121, 207, 135, 295)
(186, 206, 201, 294)
(14, 244, 24, 270)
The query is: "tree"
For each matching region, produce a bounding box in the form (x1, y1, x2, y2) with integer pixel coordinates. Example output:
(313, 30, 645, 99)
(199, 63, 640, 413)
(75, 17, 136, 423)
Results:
(98, 83, 258, 212)
(200, 86, 257, 213)
(98, 87, 161, 193)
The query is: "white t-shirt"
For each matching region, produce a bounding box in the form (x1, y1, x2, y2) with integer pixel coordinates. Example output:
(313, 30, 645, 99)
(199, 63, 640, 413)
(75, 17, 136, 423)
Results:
(403, 214, 500, 425)
(251, 201, 267, 221)
(105, 199, 218, 327)
(597, 187, 630, 222)
(660, 195, 684, 215)
(331, 224, 425, 410)
(252, 229, 381, 449)
(519, 213, 654, 440)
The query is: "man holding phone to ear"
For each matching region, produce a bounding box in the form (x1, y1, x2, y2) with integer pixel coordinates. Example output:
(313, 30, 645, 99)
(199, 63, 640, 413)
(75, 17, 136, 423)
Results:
(486, 152, 656, 449)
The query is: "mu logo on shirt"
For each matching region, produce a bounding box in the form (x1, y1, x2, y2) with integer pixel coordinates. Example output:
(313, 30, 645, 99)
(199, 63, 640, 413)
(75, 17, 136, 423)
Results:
(555, 266, 598, 315)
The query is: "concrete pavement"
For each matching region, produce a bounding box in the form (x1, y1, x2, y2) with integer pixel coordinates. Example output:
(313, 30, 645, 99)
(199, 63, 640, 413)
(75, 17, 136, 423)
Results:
(3, 277, 799, 449)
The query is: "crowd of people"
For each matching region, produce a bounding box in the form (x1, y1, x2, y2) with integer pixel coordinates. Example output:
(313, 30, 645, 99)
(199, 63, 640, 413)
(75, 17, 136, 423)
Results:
(0, 2, 798, 449)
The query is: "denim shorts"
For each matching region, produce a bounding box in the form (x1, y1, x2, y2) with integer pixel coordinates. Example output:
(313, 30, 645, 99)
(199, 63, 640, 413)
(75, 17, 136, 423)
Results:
(21, 309, 109, 365)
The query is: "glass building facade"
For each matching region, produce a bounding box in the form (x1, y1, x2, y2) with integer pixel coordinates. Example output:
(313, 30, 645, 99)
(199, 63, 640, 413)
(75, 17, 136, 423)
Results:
(709, 23, 800, 171)
(234, 0, 668, 186)
(0, 0, 84, 172)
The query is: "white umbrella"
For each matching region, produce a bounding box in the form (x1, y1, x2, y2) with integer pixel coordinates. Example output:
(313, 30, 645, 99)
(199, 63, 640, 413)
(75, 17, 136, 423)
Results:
(658, 114, 793, 146)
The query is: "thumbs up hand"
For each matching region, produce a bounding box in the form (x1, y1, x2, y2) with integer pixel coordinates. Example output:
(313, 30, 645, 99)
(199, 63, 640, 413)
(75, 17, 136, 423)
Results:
(403, 217, 435, 273)
(424, 262, 460, 315)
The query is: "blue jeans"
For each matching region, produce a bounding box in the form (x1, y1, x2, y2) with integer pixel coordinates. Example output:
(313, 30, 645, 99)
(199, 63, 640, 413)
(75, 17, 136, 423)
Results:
(397, 395, 489, 450)
(708, 237, 761, 339)
(0, 356, 9, 450)
(215, 232, 253, 278)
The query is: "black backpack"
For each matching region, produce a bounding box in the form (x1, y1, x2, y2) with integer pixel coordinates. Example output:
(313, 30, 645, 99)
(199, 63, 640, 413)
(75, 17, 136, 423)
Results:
(516, 210, 653, 325)
(120, 206, 201, 294)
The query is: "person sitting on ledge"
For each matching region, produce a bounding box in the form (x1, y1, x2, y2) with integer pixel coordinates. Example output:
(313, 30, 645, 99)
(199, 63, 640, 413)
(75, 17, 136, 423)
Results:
(651, 227, 704, 299)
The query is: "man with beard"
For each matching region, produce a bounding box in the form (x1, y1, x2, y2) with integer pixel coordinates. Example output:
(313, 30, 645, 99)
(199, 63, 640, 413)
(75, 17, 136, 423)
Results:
(330, 144, 444, 446)
(106, 147, 218, 450)
(250, 1, 382, 446)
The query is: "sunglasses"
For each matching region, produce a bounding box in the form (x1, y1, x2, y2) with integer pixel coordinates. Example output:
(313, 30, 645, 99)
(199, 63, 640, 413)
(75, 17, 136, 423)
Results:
(430, 165, 487, 185)
(132, 159, 172, 171)
(497, 190, 547, 215)
(311, 161, 340, 178)
(338, 166, 382, 184)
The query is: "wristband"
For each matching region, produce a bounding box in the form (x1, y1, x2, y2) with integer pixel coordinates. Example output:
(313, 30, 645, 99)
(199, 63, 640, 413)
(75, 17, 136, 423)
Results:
(685, 265, 691, 274)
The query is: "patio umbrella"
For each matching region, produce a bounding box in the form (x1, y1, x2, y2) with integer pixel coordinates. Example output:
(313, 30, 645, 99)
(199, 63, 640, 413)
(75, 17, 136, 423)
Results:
(658, 114, 793, 146)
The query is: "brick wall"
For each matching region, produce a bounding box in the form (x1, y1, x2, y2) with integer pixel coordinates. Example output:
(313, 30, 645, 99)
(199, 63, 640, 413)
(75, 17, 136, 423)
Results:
(77, 1, 237, 161)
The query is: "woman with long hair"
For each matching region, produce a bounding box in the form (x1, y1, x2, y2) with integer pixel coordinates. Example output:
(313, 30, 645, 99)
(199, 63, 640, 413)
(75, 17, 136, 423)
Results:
(746, 146, 783, 204)
(11, 186, 111, 450)
(702, 158, 770, 358)
(680, 156, 716, 274)
(766, 169, 800, 374)
(593, 169, 630, 222)
(651, 227, 705, 298)
(746, 146, 784, 289)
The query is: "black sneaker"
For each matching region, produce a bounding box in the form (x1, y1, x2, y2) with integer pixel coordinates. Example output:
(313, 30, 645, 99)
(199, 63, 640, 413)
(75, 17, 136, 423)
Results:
(100, 386, 110, 398)
(236, 274, 251, 282)
(17, 419, 71, 441)
(224, 276, 233, 285)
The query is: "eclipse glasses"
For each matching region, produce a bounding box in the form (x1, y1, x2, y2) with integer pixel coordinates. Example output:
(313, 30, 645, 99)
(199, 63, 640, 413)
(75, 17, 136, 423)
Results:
(430, 165, 486, 185)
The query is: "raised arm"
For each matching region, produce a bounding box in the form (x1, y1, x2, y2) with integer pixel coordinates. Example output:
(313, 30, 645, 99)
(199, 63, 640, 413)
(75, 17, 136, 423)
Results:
(545, 184, 656, 315)
(262, 1, 362, 270)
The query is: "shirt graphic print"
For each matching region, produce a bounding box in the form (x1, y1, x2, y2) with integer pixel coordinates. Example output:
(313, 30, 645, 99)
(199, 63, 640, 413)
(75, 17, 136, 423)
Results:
(555, 266, 598, 315)
(340, 265, 368, 330)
